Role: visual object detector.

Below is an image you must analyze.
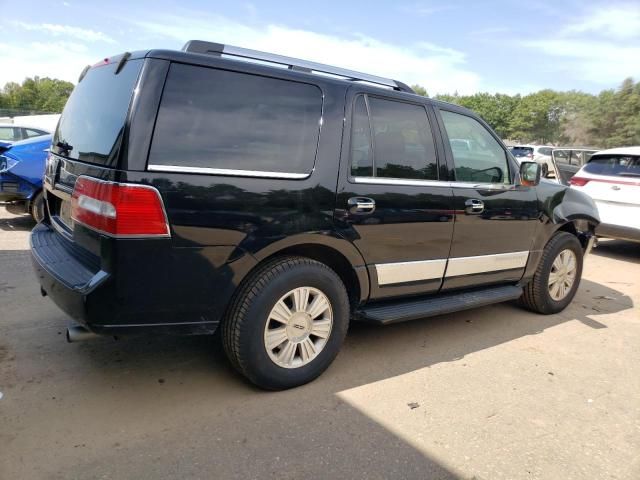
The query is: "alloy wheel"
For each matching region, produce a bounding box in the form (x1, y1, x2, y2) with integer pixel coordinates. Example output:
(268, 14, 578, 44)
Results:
(548, 249, 577, 301)
(263, 287, 333, 368)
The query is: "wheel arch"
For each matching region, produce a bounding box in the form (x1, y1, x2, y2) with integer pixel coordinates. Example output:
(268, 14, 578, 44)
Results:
(238, 234, 370, 308)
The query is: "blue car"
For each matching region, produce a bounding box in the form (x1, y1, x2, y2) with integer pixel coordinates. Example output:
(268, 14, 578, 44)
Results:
(0, 134, 52, 222)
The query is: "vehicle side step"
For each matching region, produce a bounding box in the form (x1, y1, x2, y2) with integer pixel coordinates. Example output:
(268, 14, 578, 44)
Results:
(355, 285, 523, 325)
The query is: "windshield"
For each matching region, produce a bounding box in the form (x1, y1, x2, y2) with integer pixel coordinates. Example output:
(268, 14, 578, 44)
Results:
(510, 147, 533, 157)
(52, 58, 142, 166)
(583, 155, 640, 177)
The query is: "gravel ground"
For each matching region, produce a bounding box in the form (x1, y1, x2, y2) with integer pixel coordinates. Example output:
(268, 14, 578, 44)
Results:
(1, 207, 639, 480)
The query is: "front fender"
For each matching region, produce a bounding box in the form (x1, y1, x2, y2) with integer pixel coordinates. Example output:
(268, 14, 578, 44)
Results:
(551, 187, 600, 226)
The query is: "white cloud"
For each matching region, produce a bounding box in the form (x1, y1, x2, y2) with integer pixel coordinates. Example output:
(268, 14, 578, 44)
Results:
(521, 3, 640, 85)
(0, 41, 96, 86)
(565, 5, 640, 40)
(398, 3, 456, 17)
(132, 13, 480, 94)
(523, 39, 640, 84)
(13, 21, 115, 43)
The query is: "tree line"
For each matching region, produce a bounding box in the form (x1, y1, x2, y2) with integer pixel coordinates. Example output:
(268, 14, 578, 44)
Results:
(414, 78, 640, 148)
(0, 77, 74, 117)
(1, 75, 638, 148)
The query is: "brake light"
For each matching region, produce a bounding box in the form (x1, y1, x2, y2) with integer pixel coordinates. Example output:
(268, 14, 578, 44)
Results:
(569, 176, 590, 187)
(71, 176, 169, 237)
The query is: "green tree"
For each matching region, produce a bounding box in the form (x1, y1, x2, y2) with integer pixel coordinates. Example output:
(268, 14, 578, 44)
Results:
(411, 84, 428, 97)
(0, 77, 74, 114)
(510, 90, 564, 144)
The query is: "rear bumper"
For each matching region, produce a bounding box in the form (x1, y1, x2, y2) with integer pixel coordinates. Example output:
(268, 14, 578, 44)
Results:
(30, 223, 220, 335)
(30, 223, 106, 327)
(596, 223, 640, 243)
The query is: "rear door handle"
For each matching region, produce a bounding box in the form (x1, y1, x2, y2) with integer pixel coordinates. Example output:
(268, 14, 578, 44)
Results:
(465, 198, 484, 214)
(348, 197, 376, 214)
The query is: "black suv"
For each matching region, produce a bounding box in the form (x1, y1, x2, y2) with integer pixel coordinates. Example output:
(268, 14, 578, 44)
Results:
(31, 41, 599, 389)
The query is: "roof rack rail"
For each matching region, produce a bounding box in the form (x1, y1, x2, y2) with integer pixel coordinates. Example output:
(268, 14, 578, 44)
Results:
(182, 40, 415, 94)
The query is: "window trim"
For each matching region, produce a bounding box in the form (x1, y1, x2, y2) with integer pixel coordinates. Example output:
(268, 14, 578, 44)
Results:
(146, 164, 310, 179)
(347, 93, 442, 185)
(146, 61, 324, 179)
(438, 107, 515, 186)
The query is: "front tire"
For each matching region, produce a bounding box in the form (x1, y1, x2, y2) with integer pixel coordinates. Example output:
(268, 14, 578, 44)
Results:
(520, 231, 583, 314)
(222, 256, 349, 390)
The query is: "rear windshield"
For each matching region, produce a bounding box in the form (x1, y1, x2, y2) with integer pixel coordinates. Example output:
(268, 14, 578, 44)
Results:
(510, 147, 533, 157)
(583, 155, 640, 177)
(52, 59, 143, 166)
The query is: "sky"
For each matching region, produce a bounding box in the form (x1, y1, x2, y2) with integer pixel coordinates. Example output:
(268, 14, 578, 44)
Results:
(2, 0, 639, 95)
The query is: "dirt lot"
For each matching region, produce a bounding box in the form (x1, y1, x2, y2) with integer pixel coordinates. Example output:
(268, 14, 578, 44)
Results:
(0, 207, 639, 480)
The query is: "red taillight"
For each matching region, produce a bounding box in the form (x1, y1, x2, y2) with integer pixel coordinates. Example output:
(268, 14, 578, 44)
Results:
(569, 176, 590, 187)
(71, 176, 169, 237)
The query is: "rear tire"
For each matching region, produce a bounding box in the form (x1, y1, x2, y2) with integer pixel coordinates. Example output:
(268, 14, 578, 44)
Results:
(520, 231, 583, 314)
(30, 191, 45, 223)
(222, 256, 349, 390)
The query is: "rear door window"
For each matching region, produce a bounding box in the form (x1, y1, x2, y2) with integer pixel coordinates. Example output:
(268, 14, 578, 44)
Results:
(349, 95, 438, 180)
(554, 150, 570, 164)
(441, 110, 510, 184)
(0, 127, 21, 141)
(148, 63, 323, 176)
(538, 147, 552, 156)
(53, 59, 143, 166)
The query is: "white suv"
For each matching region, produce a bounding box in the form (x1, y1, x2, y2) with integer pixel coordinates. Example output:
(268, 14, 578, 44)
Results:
(510, 145, 554, 177)
(570, 146, 640, 243)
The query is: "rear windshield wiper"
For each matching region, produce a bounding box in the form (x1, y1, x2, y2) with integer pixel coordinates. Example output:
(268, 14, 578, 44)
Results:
(56, 141, 73, 154)
(618, 172, 640, 177)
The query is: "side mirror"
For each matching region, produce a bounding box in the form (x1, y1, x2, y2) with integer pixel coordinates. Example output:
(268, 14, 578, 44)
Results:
(519, 161, 541, 186)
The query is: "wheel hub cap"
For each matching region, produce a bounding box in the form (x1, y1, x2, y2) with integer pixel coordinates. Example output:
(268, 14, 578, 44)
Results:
(264, 287, 333, 369)
(548, 249, 577, 301)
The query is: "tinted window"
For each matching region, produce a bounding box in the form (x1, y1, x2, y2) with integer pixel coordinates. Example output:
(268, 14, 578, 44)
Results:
(350, 96, 373, 177)
(510, 147, 533, 158)
(149, 64, 322, 175)
(360, 97, 437, 180)
(53, 59, 142, 165)
(441, 110, 509, 184)
(583, 155, 640, 177)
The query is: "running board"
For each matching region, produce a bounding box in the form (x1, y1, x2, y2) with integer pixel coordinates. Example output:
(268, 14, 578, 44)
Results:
(355, 285, 523, 325)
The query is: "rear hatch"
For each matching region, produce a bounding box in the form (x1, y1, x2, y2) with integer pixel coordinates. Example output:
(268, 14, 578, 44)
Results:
(45, 55, 144, 254)
(572, 154, 640, 229)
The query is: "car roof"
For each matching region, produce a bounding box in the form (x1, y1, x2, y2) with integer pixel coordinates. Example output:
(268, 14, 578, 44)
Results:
(591, 146, 640, 157)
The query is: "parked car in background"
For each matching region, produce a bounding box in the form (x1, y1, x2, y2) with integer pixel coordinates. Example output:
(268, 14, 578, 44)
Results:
(510, 145, 554, 176)
(0, 134, 51, 222)
(570, 146, 640, 243)
(0, 123, 50, 148)
(551, 148, 599, 185)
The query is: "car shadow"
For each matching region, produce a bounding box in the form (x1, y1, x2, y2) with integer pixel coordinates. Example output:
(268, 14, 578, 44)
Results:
(592, 239, 640, 264)
(0, 210, 35, 232)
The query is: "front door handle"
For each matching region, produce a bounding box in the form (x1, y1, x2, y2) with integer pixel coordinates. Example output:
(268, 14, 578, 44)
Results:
(465, 198, 484, 215)
(348, 197, 376, 214)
